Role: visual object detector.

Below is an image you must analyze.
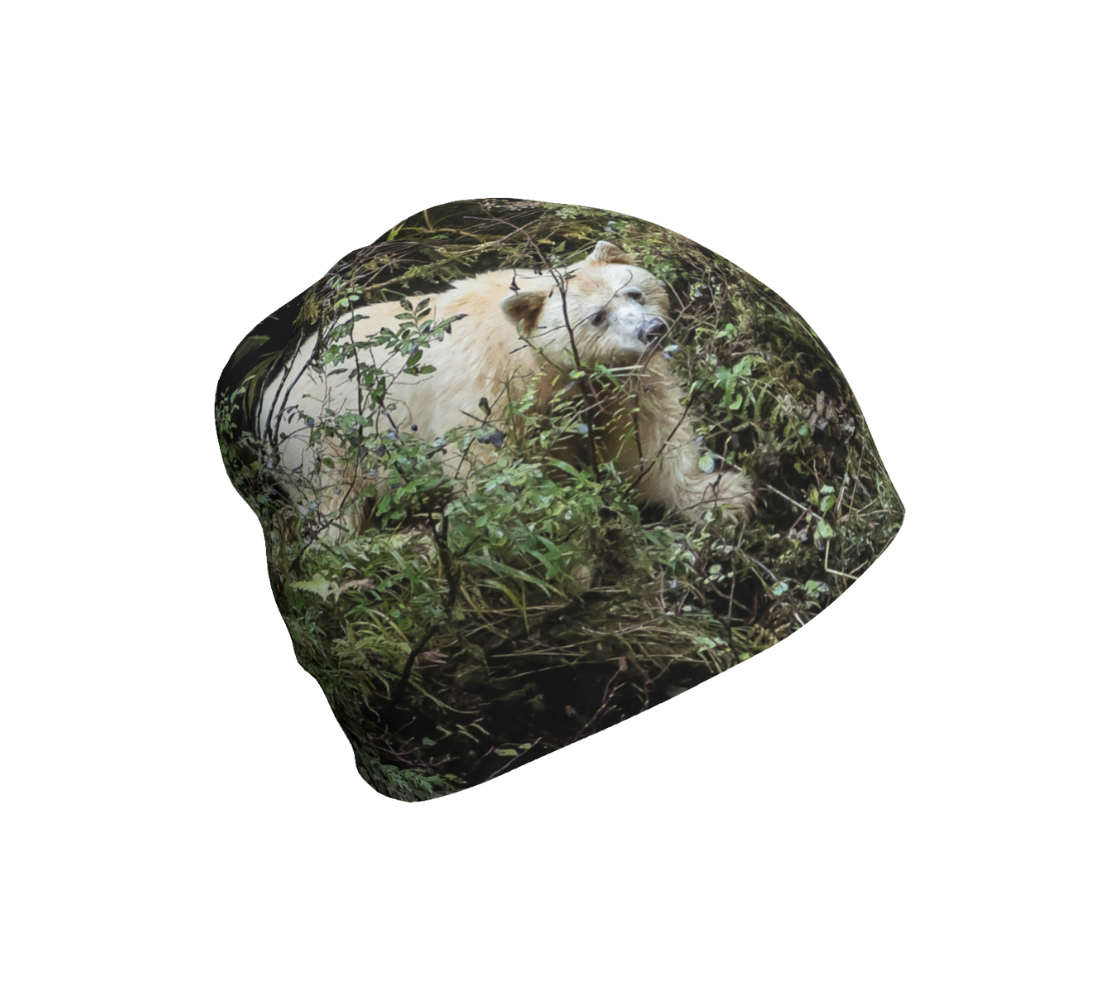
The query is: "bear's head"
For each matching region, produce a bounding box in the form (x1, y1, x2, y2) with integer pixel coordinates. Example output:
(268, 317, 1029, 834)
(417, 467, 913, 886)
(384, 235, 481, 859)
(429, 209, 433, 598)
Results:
(501, 241, 672, 367)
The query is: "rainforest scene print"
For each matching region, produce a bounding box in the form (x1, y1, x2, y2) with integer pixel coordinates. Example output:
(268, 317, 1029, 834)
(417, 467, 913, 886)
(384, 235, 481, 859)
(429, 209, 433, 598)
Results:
(216, 199, 904, 801)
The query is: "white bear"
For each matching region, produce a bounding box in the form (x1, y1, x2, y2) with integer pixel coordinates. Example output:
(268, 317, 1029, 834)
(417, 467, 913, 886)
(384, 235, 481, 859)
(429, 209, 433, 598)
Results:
(258, 241, 755, 530)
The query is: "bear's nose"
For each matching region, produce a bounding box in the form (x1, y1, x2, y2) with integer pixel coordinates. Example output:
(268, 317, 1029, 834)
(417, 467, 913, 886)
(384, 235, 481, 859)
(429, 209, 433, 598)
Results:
(638, 317, 667, 343)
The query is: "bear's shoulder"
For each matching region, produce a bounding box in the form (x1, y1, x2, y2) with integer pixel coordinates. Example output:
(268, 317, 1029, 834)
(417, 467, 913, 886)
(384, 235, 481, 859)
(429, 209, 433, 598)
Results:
(445, 268, 558, 316)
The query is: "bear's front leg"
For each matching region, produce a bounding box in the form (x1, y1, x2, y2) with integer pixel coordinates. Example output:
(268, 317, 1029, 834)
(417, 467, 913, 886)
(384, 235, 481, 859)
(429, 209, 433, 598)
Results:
(679, 464, 756, 523)
(646, 435, 755, 523)
(625, 360, 756, 523)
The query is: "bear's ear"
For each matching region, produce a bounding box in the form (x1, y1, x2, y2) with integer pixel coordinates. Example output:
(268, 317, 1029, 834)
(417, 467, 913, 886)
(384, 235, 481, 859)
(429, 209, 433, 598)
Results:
(586, 240, 631, 265)
(500, 289, 549, 329)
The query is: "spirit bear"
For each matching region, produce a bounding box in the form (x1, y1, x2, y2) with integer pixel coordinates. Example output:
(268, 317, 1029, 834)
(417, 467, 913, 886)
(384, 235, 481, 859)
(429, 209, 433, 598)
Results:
(260, 241, 755, 529)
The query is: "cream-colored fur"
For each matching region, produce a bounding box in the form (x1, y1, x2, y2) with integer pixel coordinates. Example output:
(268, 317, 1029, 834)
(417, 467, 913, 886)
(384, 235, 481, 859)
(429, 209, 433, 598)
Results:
(259, 241, 754, 529)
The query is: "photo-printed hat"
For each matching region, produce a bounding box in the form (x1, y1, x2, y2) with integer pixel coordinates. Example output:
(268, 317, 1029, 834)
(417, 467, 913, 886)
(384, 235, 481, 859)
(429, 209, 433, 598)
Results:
(216, 198, 905, 801)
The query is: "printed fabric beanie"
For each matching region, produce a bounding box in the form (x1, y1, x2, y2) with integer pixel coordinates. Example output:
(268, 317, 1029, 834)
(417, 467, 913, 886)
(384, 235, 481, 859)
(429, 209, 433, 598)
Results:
(216, 198, 905, 801)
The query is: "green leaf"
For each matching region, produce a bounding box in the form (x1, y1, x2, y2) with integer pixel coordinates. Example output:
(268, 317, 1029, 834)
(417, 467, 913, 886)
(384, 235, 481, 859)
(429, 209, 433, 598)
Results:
(291, 576, 331, 599)
(471, 556, 561, 596)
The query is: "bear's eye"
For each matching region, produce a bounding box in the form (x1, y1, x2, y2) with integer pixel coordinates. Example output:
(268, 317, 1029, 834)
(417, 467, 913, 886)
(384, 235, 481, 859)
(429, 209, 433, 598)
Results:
(626, 289, 643, 301)
(589, 309, 607, 326)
